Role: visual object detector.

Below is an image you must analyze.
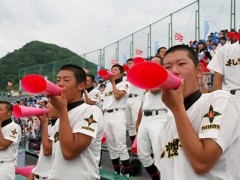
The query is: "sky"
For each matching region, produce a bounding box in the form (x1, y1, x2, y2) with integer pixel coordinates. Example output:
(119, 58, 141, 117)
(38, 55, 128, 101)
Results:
(0, 0, 239, 60)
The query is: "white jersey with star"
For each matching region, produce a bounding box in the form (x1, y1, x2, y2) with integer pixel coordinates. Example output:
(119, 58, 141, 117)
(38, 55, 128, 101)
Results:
(207, 42, 240, 90)
(102, 81, 129, 110)
(159, 90, 240, 180)
(31, 123, 56, 177)
(0, 121, 21, 163)
(48, 103, 103, 180)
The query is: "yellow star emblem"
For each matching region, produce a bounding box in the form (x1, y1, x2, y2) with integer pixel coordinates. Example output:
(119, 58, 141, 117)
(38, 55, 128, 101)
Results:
(11, 129, 17, 135)
(203, 105, 221, 123)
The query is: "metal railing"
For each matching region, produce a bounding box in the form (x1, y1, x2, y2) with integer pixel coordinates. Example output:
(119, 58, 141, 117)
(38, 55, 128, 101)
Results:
(19, 0, 239, 82)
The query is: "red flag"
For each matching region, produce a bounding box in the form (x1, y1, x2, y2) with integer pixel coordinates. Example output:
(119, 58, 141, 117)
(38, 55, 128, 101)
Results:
(174, 32, 184, 42)
(135, 49, 143, 56)
(8, 82, 13, 87)
(111, 59, 119, 65)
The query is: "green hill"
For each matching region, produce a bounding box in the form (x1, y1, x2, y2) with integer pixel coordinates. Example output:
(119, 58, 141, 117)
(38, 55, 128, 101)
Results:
(0, 41, 98, 90)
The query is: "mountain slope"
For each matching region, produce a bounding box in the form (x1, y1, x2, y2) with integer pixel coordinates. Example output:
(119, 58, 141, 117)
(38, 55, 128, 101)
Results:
(0, 41, 97, 89)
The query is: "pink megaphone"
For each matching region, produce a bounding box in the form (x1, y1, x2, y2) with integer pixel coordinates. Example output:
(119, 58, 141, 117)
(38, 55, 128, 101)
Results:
(227, 32, 236, 38)
(13, 104, 49, 118)
(127, 62, 181, 89)
(16, 165, 35, 177)
(131, 136, 137, 154)
(101, 133, 106, 144)
(98, 70, 114, 80)
(133, 57, 146, 65)
(122, 64, 129, 72)
(21, 74, 62, 95)
(237, 32, 240, 41)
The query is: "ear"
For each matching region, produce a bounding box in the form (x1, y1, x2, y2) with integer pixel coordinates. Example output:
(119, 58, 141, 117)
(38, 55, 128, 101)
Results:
(78, 82, 85, 91)
(196, 63, 204, 78)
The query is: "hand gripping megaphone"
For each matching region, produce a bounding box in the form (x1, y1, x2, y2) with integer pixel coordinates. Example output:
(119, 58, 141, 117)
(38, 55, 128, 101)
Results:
(13, 104, 49, 118)
(21, 74, 62, 95)
(127, 62, 181, 89)
(98, 70, 114, 80)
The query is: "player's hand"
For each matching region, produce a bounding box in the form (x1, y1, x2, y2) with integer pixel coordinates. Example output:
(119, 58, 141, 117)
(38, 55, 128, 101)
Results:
(48, 88, 67, 113)
(38, 112, 48, 125)
(109, 75, 115, 84)
(83, 89, 87, 95)
(161, 79, 184, 113)
(28, 173, 34, 180)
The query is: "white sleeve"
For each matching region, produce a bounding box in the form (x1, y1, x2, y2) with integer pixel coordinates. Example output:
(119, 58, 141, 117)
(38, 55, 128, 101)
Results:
(4, 126, 21, 143)
(119, 81, 129, 93)
(207, 48, 225, 75)
(199, 94, 239, 152)
(72, 106, 103, 138)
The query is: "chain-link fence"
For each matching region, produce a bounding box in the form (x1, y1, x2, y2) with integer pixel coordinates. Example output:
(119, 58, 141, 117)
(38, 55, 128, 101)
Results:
(19, 0, 239, 81)
(19, 56, 98, 84)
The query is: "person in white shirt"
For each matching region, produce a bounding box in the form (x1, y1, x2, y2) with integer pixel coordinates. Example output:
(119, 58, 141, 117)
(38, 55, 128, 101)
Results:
(47, 64, 104, 180)
(83, 74, 101, 108)
(102, 64, 130, 177)
(208, 40, 240, 95)
(159, 45, 240, 180)
(136, 57, 168, 180)
(29, 100, 58, 180)
(0, 101, 22, 180)
(125, 58, 144, 143)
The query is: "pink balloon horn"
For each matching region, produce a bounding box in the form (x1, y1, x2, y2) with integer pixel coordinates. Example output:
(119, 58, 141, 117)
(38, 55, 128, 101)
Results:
(227, 32, 236, 38)
(16, 165, 35, 177)
(237, 32, 240, 41)
(133, 57, 146, 65)
(122, 64, 129, 72)
(98, 70, 114, 80)
(127, 62, 181, 89)
(13, 104, 49, 118)
(101, 133, 106, 144)
(21, 74, 62, 95)
(131, 136, 137, 154)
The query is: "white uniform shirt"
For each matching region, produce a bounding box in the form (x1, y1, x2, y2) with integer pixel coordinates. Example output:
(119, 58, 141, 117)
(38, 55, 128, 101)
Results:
(83, 88, 101, 107)
(142, 91, 167, 111)
(31, 122, 56, 177)
(159, 90, 240, 180)
(48, 103, 103, 180)
(207, 42, 240, 90)
(102, 80, 129, 111)
(128, 81, 144, 100)
(0, 120, 21, 163)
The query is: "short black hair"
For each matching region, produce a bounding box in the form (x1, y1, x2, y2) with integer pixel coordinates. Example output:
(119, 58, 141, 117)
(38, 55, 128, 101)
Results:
(0, 101, 13, 112)
(99, 83, 106, 88)
(164, 45, 199, 67)
(150, 56, 163, 65)
(59, 64, 86, 84)
(111, 64, 124, 74)
(220, 36, 227, 41)
(87, 74, 95, 82)
(156, 47, 167, 55)
(126, 58, 133, 63)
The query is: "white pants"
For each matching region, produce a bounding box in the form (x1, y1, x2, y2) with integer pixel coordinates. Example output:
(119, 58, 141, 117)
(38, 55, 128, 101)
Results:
(137, 113, 167, 169)
(104, 109, 129, 160)
(125, 97, 142, 136)
(0, 161, 15, 180)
